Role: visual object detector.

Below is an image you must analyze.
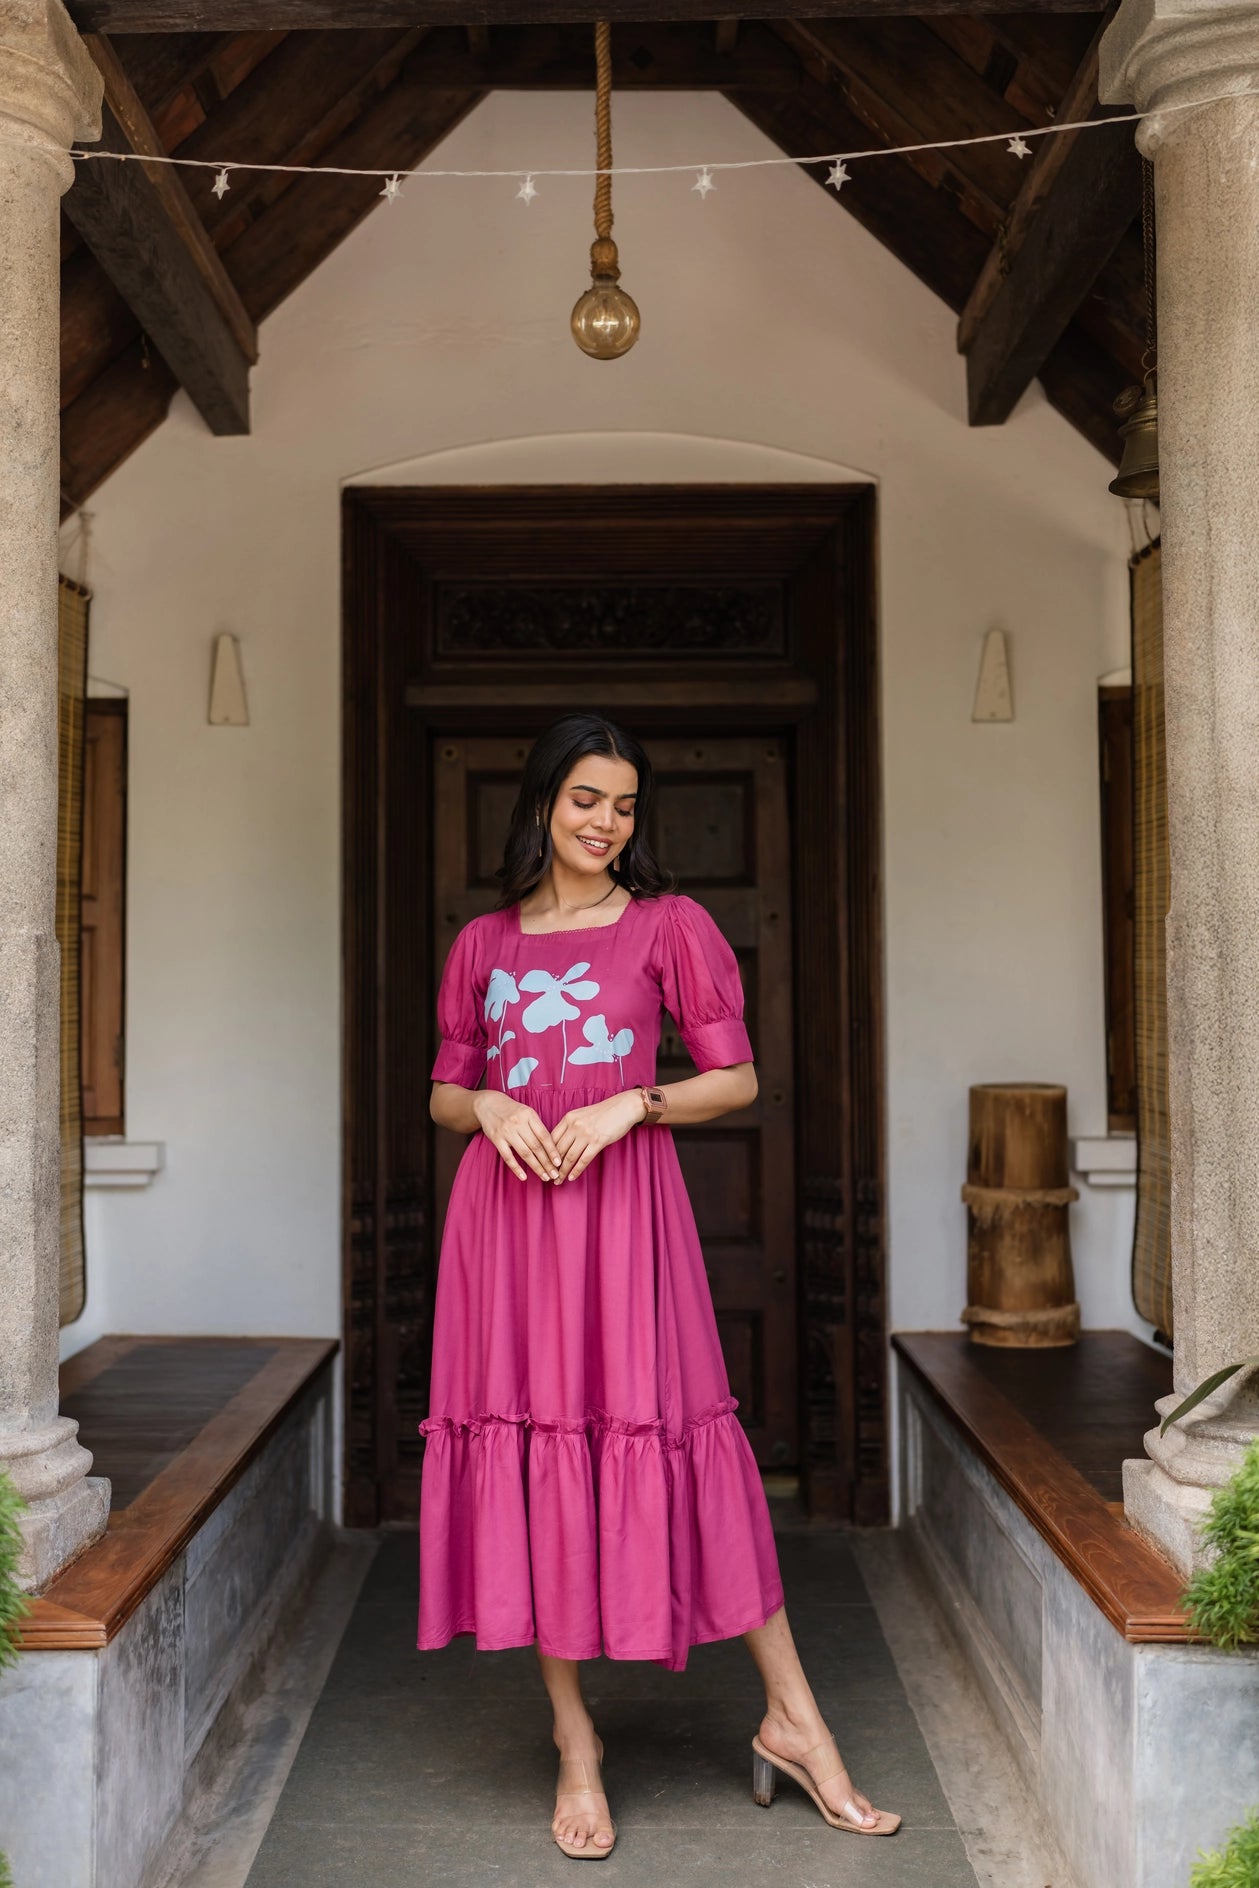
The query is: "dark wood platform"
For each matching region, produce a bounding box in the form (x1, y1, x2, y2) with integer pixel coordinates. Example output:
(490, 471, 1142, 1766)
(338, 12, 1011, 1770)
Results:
(19, 1335, 338, 1651)
(894, 1330, 1190, 1643)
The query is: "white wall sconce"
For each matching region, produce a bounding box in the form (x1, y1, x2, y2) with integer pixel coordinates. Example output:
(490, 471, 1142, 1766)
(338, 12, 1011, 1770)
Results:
(209, 631, 249, 726)
(972, 628, 1013, 722)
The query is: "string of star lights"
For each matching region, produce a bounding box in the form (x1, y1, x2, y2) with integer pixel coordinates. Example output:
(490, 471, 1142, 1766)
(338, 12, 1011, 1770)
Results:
(68, 83, 1242, 209)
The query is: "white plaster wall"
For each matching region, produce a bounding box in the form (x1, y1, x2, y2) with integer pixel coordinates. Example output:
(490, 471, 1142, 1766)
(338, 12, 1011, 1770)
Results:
(59, 95, 1155, 1458)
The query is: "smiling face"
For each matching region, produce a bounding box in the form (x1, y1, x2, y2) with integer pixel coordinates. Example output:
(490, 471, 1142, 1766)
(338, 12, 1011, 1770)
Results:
(548, 752, 639, 879)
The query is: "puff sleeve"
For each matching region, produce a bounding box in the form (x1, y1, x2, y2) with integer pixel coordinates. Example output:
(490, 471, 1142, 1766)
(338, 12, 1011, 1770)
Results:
(430, 919, 488, 1088)
(656, 895, 754, 1072)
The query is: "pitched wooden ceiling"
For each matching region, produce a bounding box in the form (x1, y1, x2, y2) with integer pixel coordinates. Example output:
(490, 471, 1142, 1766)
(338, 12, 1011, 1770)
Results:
(59, 8, 1140, 514)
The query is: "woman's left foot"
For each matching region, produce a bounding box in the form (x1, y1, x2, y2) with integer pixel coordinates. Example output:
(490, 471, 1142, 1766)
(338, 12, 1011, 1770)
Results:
(756, 1711, 900, 1835)
(553, 1733, 617, 1859)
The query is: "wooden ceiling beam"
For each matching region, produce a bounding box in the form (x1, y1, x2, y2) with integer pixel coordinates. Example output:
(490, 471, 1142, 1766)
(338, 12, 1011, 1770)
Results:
(782, 17, 1034, 229)
(214, 74, 485, 323)
(67, 0, 1109, 29)
(174, 28, 425, 239)
(958, 18, 1140, 425)
(397, 21, 800, 91)
(61, 70, 484, 508)
(727, 27, 990, 313)
(66, 34, 257, 434)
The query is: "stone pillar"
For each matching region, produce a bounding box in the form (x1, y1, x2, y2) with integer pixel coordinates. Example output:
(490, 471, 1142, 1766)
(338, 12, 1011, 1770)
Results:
(0, 1, 106, 1589)
(1101, 0, 1259, 1575)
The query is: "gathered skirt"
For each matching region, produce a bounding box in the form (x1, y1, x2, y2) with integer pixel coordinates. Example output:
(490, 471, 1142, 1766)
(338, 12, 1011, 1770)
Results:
(417, 1085, 784, 1671)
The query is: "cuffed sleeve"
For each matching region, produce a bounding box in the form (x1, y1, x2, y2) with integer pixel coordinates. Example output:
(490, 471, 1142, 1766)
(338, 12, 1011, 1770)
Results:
(431, 920, 488, 1087)
(656, 895, 754, 1072)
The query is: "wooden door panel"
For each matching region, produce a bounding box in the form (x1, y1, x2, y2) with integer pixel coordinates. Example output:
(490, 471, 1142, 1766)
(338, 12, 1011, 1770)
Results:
(429, 731, 796, 1468)
(646, 736, 796, 1466)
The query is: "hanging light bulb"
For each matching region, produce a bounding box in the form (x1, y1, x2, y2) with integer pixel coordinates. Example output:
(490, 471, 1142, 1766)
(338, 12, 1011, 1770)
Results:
(572, 22, 640, 361)
(572, 236, 640, 359)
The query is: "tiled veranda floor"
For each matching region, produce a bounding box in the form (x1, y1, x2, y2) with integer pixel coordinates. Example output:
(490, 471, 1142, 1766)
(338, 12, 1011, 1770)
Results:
(239, 1527, 986, 1888)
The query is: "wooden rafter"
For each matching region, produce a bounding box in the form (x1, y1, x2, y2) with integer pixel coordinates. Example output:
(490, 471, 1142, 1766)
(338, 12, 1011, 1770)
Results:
(958, 16, 1140, 426)
(66, 34, 257, 434)
(220, 76, 484, 321)
(727, 26, 991, 312)
(61, 59, 484, 507)
(68, 0, 1110, 28)
(166, 27, 427, 241)
(392, 20, 800, 92)
(782, 16, 1034, 231)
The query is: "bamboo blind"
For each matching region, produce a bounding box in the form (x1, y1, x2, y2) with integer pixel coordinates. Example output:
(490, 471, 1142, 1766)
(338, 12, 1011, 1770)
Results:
(58, 576, 90, 1326)
(1130, 541, 1172, 1338)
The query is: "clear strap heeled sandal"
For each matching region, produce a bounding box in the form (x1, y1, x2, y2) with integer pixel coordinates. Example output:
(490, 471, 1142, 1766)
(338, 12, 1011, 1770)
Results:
(553, 1753, 617, 1860)
(752, 1730, 901, 1836)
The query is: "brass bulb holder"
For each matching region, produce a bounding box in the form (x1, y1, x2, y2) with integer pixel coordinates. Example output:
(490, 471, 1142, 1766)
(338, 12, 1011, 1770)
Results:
(571, 237, 641, 360)
(1108, 380, 1160, 502)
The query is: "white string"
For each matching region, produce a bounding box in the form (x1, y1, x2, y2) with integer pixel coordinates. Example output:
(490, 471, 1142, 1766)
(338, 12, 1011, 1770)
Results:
(66, 83, 1253, 189)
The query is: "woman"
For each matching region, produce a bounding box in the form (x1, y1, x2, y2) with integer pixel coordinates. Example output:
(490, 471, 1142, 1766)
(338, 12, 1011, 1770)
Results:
(420, 713, 900, 1859)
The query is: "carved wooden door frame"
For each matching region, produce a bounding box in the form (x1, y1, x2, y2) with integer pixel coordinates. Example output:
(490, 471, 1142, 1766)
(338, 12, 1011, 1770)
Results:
(341, 485, 887, 1526)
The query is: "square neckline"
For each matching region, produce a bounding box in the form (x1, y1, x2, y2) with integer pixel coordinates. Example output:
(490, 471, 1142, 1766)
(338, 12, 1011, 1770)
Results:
(513, 891, 639, 939)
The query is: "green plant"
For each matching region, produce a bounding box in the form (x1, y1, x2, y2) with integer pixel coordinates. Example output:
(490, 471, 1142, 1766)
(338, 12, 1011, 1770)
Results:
(1160, 1357, 1259, 1435)
(0, 1469, 29, 1670)
(1182, 1440, 1259, 1651)
(0, 1470, 29, 1888)
(1190, 1809, 1259, 1887)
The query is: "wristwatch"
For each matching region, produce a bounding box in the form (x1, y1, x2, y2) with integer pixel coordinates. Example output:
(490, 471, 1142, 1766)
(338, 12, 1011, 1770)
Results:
(639, 1085, 667, 1126)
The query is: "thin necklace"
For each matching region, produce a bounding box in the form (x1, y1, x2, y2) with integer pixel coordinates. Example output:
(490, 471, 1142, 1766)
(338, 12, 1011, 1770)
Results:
(558, 878, 619, 916)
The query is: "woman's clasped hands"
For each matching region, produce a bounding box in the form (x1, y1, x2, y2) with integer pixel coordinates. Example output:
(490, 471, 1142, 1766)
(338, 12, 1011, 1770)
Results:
(472, 1088, 646, 1185)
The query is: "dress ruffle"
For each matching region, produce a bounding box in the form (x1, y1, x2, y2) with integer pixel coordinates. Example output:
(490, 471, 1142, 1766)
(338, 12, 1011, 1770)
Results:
(417, 1397, 784, 1670)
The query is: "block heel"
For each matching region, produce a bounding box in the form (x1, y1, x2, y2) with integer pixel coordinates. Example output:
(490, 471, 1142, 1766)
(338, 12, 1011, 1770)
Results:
(753, 1748, 778, 1806)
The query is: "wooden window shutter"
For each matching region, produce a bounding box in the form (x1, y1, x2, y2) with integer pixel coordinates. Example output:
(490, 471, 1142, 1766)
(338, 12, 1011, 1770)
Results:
(81, 700, 127, 1136)
(1098, 684, 1136, 1133)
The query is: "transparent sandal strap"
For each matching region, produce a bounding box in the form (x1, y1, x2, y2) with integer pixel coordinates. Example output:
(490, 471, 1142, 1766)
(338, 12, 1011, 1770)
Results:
(557, 1760, 600, 1796)
(800, 1735, 845, 1788)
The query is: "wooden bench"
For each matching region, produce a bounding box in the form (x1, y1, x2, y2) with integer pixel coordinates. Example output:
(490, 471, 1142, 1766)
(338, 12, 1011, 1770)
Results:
(894, 1330, 1188, 1641)
(19, 1335, 338, 1650)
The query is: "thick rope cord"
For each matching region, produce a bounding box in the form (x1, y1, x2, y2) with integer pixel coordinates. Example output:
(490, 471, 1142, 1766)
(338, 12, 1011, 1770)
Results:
(594, 20, 613, 241)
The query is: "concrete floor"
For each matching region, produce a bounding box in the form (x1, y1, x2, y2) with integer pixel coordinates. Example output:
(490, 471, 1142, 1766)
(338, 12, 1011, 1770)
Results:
(157, 1516, 1075, 1888)
(239, 1526, 976, 1888)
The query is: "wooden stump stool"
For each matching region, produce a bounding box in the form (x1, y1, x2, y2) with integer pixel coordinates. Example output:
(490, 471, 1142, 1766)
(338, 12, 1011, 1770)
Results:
(961, 1083, 1080, 1347)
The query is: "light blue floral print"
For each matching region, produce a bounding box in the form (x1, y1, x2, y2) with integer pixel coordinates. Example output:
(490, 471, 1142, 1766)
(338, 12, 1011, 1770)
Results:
(484, 967, 522, 1080)
(506, 1055, 538, 1089)
(484, 968, 519, 1022)
(518, 962, 601, 1082)
(568, 1014, 634, 1079)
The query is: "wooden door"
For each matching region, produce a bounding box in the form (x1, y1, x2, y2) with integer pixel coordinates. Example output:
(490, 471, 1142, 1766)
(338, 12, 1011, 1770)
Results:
(343, 484, 888, 1529)
(431, 732, 797, 1467)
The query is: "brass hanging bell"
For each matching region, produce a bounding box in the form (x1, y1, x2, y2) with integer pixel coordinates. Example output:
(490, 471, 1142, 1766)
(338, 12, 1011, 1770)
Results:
(1108, 381, 1160, 501)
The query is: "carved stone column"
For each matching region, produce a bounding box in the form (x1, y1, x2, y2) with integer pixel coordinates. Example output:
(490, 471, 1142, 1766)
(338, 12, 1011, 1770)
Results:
(0, 0, 106, 1588)
(1102, 0, 1259, 1574)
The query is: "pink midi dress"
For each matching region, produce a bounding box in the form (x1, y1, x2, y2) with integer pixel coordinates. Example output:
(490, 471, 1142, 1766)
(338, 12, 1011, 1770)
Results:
(417, 891, 784, 1671)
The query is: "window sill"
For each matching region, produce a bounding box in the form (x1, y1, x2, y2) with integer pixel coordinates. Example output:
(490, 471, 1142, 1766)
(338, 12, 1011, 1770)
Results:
(1070, 1134, 1136, 1189)
(83, 1139, 165, 1190)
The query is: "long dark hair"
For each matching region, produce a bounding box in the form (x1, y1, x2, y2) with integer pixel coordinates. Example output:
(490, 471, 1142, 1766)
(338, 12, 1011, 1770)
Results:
(495, 713, 673, 908)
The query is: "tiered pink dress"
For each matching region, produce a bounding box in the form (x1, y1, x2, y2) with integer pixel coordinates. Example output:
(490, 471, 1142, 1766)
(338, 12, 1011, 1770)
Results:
(417, 891, 784, 1671)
